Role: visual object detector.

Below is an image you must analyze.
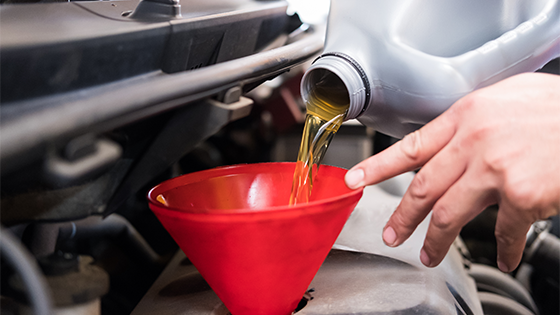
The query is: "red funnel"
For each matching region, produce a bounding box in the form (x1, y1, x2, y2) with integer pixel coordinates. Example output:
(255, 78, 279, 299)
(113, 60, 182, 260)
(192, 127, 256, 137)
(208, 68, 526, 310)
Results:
(147, 162, 363, 315)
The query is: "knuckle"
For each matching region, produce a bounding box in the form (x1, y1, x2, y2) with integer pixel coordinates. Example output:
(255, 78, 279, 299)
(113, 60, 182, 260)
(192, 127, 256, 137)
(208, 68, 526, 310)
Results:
(400, 131, 423, 163)
(482, 151, 508, 174)
(408, 173, 430, 201)
(503, 183, 531, 208)
(468, 125, 492, 144)
(502, 177, 543, 213)
(430, 206, 455, 231)
(454, 92, 480, 114)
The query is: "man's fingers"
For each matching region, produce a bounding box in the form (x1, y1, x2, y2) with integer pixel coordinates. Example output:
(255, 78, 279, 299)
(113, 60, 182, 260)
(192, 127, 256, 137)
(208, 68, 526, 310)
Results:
(383, 139, 468, 247)
(494, 203, 532, 272)
(345, 112, 458, 189)
(419, 171, 495, 267)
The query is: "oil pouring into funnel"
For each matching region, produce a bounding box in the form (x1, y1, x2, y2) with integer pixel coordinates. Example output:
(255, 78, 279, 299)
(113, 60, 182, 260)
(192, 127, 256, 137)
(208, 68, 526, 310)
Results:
(290, 50, 370, 205)
(289, 68, 350, 205)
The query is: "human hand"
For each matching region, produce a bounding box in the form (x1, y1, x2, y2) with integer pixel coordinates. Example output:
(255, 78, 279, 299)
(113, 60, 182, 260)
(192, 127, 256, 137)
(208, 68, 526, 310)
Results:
(345, 72, 560, 272)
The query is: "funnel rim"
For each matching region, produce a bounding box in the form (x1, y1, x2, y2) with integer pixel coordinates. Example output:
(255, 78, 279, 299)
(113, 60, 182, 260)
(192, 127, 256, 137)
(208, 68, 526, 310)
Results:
(147, 162, 363, 216)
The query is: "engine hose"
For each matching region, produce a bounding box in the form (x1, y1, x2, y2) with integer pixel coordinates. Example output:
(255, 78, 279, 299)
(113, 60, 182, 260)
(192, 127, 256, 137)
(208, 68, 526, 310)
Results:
(56, 214, 161, 266)
(525, 229, 560, 281)
(0, 226, 53, 315)
(478, 292, 535, 315)
(468, 263, 539, 315)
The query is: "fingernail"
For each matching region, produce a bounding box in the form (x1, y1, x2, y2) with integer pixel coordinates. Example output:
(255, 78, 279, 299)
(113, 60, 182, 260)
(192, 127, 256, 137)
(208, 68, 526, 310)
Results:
(382, 226, 397, 246)
(345, 168, 364, 189)
(420, 249, 432, 267)
(497, 260, 509, 273)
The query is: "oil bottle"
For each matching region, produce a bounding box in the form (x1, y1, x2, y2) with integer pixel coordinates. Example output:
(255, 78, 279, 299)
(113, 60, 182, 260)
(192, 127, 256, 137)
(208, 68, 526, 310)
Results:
(301, 0, 560, 138)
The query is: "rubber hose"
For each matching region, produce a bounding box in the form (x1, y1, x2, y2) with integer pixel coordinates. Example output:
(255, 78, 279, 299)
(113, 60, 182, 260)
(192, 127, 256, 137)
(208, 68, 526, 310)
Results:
(468, 263, 538, 315)
(525, 231, 560, 280)
(478, 292, 535, 315)
(57, 214, 161, 265)
(0, 226, 53, 315)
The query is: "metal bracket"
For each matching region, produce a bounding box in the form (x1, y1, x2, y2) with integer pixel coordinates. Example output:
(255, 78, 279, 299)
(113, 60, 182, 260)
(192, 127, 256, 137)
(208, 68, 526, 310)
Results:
(44, 136, 122, 187)
(209, 94, 254, 122)
(129, 0, 181, 20)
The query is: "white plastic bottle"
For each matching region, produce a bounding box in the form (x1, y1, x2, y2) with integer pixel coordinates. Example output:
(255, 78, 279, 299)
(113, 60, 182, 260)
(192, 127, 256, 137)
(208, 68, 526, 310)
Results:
(301, 0, 560, 138)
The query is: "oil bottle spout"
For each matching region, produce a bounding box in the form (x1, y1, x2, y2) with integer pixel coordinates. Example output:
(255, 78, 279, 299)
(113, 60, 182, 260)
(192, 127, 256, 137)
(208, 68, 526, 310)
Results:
(301, 53, 370, 120)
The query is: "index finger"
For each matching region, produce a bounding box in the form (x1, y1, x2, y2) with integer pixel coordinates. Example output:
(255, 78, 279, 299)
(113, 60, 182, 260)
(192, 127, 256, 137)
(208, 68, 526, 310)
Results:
(345, 109, 459, 189)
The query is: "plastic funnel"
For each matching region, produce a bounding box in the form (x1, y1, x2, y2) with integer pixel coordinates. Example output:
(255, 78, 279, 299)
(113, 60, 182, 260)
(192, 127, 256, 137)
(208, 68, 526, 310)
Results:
(147, 162, 363, 315)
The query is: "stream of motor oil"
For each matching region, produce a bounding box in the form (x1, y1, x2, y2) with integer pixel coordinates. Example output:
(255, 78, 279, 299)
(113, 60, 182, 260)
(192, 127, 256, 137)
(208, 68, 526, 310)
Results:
(289, 71, 350, 205)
